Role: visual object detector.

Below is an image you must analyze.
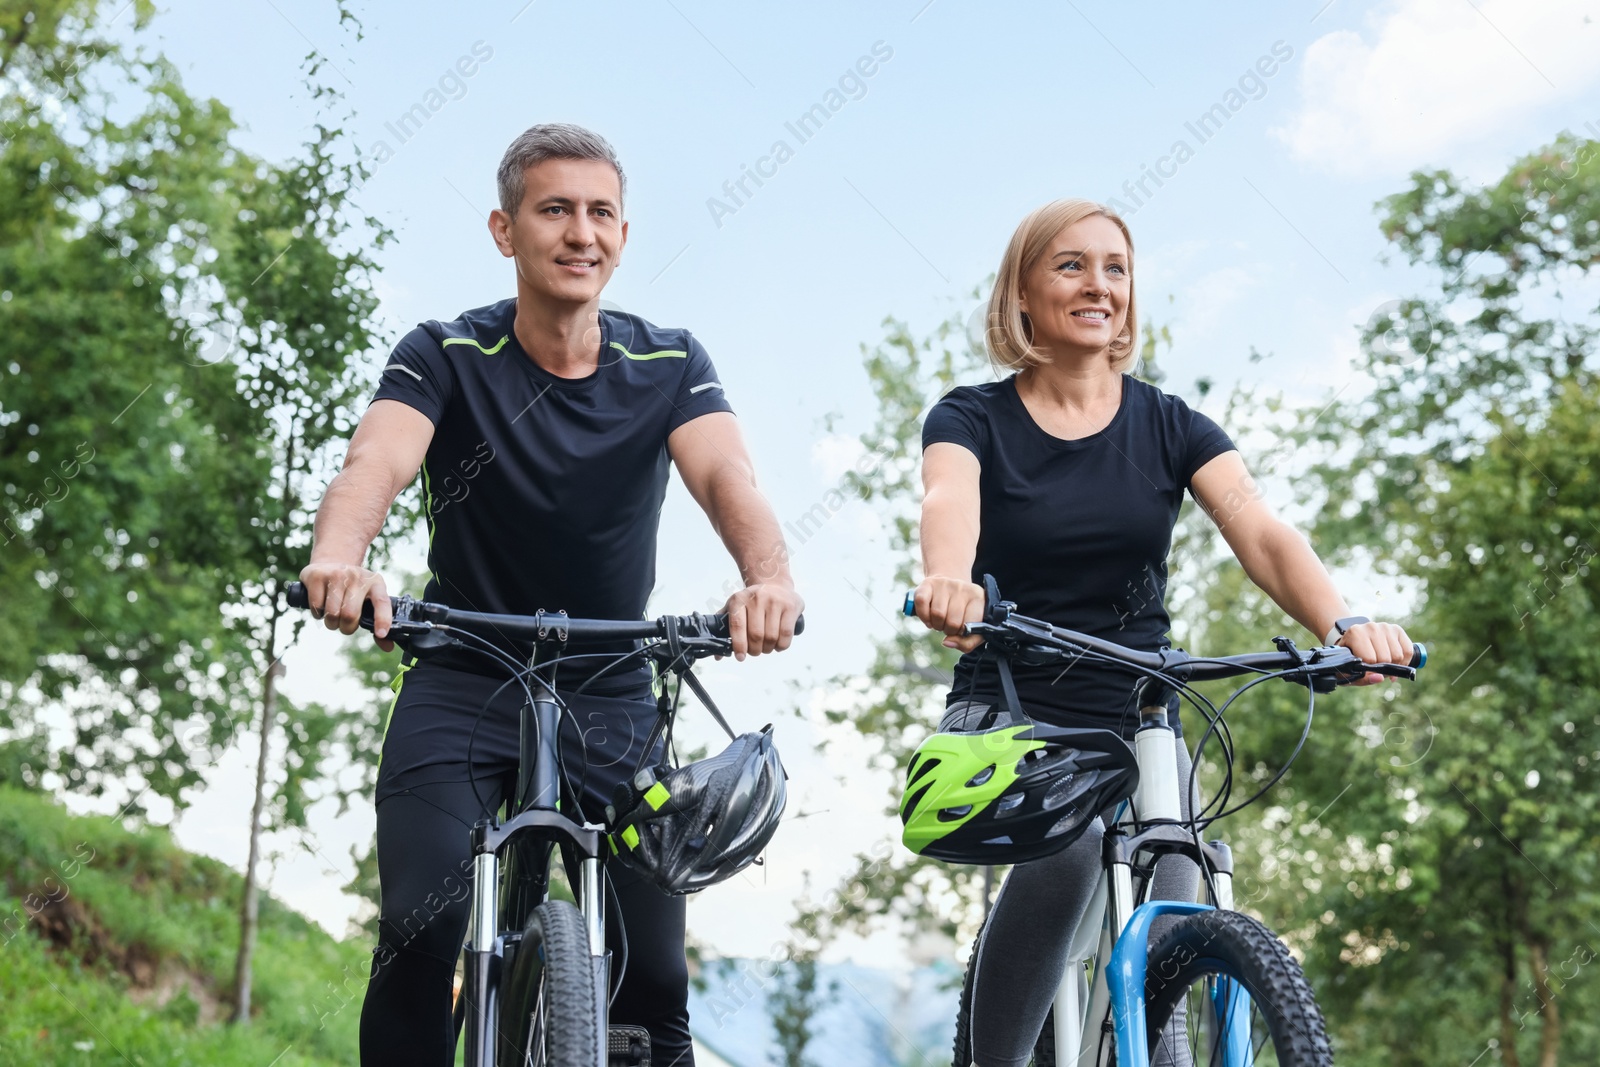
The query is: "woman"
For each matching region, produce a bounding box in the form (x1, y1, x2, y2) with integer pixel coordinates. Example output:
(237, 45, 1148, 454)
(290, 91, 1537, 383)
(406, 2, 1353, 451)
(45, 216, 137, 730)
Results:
(910, 199, 1413, 1067)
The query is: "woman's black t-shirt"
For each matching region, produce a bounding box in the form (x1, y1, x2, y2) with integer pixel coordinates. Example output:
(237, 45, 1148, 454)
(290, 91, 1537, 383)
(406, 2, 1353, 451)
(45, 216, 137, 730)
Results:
(922, 373, 1235, 735)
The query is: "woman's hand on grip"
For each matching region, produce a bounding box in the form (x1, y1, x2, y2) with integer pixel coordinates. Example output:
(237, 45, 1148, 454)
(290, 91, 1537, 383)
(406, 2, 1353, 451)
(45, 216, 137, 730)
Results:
(1337, 620, 1414, 685)
(913, 576, 986, 653)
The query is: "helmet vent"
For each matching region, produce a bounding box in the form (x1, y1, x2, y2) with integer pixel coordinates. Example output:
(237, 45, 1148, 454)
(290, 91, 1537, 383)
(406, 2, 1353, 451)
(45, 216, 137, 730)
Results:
(908, 756, 941, 786)
(965, 765, 995, 788)
(903, 781, 934, 818)
(1043, 773, 1080, 807)
(937, 804, 974, 822)
(1047, 809, 1086, 839)
(993, 793, 1024, 817)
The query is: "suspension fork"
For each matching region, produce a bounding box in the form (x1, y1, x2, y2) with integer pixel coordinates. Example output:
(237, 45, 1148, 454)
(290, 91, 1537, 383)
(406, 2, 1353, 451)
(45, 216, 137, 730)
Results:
(461, 678, 575, 1067)
(462, 830, 500, 1067)
(519, 680, 609, 1063)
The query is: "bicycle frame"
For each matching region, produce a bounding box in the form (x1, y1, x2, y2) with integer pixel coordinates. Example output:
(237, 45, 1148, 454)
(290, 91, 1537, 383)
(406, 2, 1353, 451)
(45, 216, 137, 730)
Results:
(902, 581, 1419, 1066)
(1049, 703, 1251, 1067)
(279, 582, 773, 1067)
(459, 686, 611, 1067)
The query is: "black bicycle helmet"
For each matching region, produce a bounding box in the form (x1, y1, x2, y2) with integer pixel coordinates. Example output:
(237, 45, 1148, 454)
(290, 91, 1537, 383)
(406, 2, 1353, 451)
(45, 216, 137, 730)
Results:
(605, 725, 787, 895)
(900, 720, 1139, 865)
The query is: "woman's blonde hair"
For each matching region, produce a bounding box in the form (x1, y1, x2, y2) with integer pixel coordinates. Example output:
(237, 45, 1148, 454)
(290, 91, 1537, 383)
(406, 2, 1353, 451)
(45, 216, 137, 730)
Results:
(984, 199, 1138, 373)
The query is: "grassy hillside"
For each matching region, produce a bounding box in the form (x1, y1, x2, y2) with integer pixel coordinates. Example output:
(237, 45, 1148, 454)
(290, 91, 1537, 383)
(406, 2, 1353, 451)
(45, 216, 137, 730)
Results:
(0, 786, 369, 1065)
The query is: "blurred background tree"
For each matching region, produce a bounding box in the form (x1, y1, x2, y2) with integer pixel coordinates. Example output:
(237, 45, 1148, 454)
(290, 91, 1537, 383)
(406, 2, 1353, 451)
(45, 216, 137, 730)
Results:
(0, 0, 403, 1025)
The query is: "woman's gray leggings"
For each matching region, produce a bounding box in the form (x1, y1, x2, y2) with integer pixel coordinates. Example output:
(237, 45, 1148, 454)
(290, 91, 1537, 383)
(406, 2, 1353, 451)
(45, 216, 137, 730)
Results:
(942, 702, 1200, 1067)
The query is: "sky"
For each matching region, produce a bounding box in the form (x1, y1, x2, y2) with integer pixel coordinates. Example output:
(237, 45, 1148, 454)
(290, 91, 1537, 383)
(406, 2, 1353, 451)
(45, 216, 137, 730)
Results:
(72, 0, 1600, 966)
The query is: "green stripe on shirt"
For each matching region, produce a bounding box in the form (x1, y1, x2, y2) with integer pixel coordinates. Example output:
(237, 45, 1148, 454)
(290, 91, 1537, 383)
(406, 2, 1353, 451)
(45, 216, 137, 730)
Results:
(442, 335, 509, 355)
(609, 341, 686, 360)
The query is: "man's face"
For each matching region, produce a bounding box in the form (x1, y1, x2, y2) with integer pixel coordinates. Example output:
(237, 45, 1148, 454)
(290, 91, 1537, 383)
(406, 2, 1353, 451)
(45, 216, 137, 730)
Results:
(490, 158, 627, 306)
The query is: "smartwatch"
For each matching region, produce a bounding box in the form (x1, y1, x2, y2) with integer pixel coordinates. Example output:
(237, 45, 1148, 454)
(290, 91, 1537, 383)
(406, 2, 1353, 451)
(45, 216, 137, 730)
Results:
(1324, 616, 1370, 647)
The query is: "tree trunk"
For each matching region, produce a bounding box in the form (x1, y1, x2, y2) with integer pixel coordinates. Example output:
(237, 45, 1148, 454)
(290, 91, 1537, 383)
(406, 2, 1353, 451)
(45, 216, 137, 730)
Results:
(233, 424, 299, 1024)
(231, 654, 285, 1023)
(1498, 936, 1522, 1067)
(1529, 939, 1560, 1067)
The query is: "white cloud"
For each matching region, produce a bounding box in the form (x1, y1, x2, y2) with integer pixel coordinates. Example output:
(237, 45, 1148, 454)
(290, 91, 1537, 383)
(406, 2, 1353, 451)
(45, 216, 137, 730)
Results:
(1274, 0, 1600, 175)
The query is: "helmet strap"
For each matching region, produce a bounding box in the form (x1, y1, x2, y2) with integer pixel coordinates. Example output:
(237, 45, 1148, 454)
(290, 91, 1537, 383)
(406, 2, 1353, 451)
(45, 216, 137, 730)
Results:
(995, 650, 1024, 725)
(630, 663, 740, 786)
(680, 668, 738, 742)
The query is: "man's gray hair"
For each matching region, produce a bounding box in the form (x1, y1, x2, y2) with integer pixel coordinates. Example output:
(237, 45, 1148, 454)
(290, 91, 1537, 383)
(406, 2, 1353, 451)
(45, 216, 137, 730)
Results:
(496, 123, 626, 216)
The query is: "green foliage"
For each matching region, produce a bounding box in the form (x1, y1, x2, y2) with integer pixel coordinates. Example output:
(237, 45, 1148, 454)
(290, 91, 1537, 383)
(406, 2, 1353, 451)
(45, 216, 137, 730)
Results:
(766, 951, 835, 1067)
(0, 0, 394, 828)
(0, 0, 269, 810)
(1280, 134, 1600, 1066)
(0, 785, 367, 1064)
(810, 294, 996, 946)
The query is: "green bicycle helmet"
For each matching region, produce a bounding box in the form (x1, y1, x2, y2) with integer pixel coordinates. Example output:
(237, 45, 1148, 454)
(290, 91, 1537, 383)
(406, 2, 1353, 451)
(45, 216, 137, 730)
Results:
(899, 721, 1139, 865)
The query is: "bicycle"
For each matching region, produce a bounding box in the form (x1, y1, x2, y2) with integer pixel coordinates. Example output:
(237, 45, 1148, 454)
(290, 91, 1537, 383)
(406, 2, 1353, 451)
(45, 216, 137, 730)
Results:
(900, 578, 1425, 1067)
(286, 581, 799, 1067)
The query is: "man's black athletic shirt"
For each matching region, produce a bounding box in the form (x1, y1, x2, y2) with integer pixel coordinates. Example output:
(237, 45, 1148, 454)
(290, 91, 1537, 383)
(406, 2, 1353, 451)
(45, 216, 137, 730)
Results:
(360, 298, 730, 1067)
(372, 296, 731, 678)
(922, 373, 1235, 735)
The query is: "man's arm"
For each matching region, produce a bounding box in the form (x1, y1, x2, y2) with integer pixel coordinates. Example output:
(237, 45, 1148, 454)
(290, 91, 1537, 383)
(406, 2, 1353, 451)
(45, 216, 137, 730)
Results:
(300, 399, 435, 649)
(667, 411, 803, 660)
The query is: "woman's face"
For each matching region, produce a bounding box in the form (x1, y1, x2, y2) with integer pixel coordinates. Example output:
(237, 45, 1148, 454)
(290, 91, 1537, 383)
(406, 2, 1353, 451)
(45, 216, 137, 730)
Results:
(1018, 215, 1131, 359)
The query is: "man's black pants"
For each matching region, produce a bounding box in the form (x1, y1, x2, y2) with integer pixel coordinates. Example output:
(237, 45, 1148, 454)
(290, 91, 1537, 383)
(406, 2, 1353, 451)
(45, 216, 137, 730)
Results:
(358, 662, 695, 1066)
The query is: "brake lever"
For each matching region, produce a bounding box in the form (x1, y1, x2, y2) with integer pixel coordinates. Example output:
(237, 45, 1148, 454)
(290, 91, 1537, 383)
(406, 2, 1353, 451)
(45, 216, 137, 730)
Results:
(1272, 636, 1346, 693)
(1280, 640, 1419, 691)
(359, 595, 454, 655)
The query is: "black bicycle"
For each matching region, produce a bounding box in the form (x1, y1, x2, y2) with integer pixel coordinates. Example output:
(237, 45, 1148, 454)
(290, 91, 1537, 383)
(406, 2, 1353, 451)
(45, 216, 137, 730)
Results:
(286, 582, 798, 1067)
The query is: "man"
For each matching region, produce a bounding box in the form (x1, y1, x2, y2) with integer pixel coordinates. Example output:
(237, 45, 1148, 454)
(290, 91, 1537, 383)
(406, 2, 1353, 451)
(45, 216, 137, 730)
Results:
(300, 123, 803, 1066)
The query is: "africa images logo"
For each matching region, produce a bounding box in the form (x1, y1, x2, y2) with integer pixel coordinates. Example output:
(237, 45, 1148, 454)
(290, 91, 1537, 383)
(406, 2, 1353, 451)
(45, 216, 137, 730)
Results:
(1107, 40, 1295, 216)
(706, 41, 895, 228)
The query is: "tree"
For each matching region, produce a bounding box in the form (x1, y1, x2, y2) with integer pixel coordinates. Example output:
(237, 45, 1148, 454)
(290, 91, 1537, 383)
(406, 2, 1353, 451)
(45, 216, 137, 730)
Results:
(0, 0, 268, 807)
(1280, 134, 1600, 1067)
(767, 950, 833, 1067)
(214, 74, 393, 1023)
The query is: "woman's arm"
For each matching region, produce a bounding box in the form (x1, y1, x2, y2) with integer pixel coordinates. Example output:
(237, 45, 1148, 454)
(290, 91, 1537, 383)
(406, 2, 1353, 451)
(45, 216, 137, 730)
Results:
(1189, 450, 1413, 680)
(914, 443, 987, 652)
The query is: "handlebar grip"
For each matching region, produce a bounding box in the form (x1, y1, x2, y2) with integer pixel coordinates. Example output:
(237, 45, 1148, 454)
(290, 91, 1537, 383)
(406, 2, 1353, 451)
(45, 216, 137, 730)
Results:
(284, 580, 383, 632)
(705, 614, 806, 639)
(903, 591, 916, 617)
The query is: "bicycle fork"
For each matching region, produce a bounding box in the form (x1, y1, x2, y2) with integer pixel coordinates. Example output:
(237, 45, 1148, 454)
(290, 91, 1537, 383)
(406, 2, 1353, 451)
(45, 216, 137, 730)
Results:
(1052, 703, 1247, 1067)
(459, 693, 611, 1067)
(464, 847, 500, 1067)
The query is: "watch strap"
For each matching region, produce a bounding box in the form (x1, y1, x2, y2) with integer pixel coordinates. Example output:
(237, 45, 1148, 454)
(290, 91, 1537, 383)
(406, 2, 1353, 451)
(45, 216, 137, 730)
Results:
(1325, 615, 1371, 646)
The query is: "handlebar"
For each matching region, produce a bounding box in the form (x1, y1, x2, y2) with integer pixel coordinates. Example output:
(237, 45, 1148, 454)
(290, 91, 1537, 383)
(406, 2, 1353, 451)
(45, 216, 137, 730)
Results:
(901, 587, 1425, 684)
(286, 581, 803, 645)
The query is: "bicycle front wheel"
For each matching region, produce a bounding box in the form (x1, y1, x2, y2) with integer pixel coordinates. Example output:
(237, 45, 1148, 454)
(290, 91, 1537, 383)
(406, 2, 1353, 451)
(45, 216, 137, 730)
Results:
(497, 900, 601, 1067)
(1144, 909, 1332, 1067)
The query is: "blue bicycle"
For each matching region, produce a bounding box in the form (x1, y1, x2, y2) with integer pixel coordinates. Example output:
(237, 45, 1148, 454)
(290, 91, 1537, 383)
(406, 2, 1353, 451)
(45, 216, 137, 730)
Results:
(902, 585, 1425, 1067)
